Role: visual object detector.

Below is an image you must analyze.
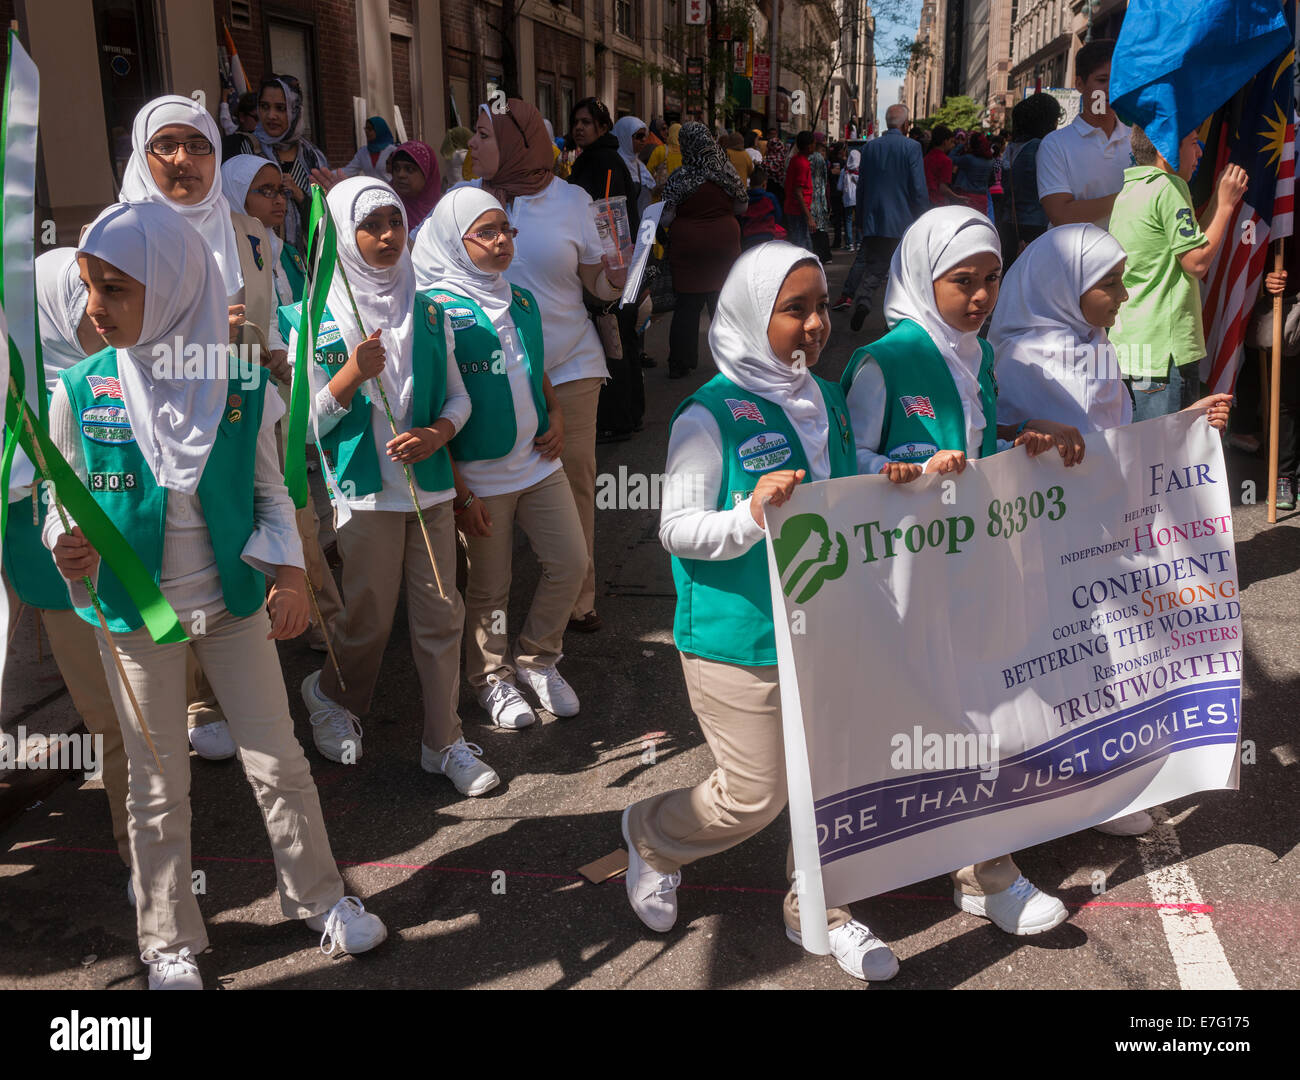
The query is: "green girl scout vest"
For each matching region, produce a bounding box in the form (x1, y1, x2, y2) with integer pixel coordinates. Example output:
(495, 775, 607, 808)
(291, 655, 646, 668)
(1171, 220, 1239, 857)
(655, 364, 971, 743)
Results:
(671, 373, 856, 667)
(4, 481, 71, 611)
(276, 298, 453, 496)
(841, 318, 998, 465)
(60, 347, 269, 633)
(280, 243, 306, 303)
(423, 286, 548, 463)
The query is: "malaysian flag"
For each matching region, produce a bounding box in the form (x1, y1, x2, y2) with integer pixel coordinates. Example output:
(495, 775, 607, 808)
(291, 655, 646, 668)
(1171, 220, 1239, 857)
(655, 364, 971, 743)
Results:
(1195, 12, 1296, 396)
(725, 397, 765, 422)
(85, 375, 123, 399)
(900, 395, 936, 419)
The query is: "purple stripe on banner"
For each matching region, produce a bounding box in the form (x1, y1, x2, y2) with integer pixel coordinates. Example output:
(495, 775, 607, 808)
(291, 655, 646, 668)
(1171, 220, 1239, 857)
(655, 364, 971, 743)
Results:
(814, 680, 1240, 865)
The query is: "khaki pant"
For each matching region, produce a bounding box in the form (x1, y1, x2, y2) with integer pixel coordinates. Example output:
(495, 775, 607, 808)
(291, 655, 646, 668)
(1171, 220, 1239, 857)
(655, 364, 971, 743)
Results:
(463, 469, 586, 690)
(98, 606, 344, 955)
(185, 505, 342, 729)
(39, 608, 131, 867)
(626, 653, 851, 934)
(951, 854, 1021, 896)
(553, 376, 602, 619)
(320, 502, 464, 753)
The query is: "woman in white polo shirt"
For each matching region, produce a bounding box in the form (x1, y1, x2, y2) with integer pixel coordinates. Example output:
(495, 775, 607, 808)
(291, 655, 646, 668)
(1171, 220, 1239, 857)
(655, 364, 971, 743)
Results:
(464, 98, 626, 634)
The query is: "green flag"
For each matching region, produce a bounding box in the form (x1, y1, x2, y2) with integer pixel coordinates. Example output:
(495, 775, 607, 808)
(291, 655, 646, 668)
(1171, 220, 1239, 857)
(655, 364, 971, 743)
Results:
(285, 185, 336, 510)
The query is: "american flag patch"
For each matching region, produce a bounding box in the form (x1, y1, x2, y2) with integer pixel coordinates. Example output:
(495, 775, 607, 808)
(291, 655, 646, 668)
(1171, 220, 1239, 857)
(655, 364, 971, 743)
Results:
(725, 397, 765, 423)
(86, 375, 123, 399)
(900, 395, 935, 419)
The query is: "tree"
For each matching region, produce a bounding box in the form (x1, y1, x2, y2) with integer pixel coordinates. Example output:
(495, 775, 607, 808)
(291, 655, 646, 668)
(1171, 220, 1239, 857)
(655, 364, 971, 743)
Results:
(920, 95, 986, 132)
(778, 0, 919, 135)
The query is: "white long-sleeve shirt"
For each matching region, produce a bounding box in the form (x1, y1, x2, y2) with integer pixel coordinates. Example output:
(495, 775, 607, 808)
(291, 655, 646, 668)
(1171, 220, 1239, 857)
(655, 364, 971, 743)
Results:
(42, 381, 304, 617)
(291, 318, 471, 512)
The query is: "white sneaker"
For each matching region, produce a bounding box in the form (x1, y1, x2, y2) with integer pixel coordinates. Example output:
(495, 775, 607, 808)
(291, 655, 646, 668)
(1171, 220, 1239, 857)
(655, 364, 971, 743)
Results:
(422, 738, 500, 797)
(621, 806, 679, 932)
(301, 670, 363, 762)
(142, 947, 202, 990)
(305, 896, 387, 956)
(1093, 809, 1155, 836)
(188, 719, 237, 760)
(787, 920, 899, 982)
(477, 674, 537, 730)
(955, 874, 1068, 935)
(515, 660, 580, 717)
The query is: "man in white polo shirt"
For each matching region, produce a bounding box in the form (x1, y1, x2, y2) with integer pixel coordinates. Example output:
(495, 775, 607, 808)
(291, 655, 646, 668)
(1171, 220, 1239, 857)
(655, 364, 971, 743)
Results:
(1037, 39, 1132, 229)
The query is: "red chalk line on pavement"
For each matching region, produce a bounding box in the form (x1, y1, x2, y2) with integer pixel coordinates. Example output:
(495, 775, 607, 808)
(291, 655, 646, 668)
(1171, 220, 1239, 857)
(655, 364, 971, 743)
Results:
(13, 841, 1217, 913)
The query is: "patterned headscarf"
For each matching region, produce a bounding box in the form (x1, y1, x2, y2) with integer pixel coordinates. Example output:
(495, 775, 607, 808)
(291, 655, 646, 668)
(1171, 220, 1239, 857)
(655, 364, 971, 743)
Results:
(390, 140, 442, 230)
(763, 131, 788, 184)
(661, 121, 747, 209)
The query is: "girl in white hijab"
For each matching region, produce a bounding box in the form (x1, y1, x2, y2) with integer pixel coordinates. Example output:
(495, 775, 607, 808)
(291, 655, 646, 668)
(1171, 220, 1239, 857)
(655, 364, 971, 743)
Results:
(290, 178, 493, 797)
(612, 115, 656, 213)
(843, 205, 1082, 482)
(42, 200, 386, 989)
(840, 206, 1081, 936)
(121, 97, 288, 381)
(991, 224, 1231, 435)
(621, 242, 898, 983)
(35, 248, 100, 378)
(412, 186, 586, 738)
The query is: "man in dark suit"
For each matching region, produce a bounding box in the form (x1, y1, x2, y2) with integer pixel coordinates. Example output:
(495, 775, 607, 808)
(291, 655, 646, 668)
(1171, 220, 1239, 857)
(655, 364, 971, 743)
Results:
(833, 104, 930, 331)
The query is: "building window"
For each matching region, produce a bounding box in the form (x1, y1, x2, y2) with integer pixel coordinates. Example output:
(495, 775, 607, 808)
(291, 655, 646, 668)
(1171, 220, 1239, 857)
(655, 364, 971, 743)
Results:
(94, 0, 163, 186)
(616, 0, 634, 39)
(538, 80, 556, 131)
(266, 16, 319, 142)
(560, 80, 576, 131)
(229, 1, 252, 30)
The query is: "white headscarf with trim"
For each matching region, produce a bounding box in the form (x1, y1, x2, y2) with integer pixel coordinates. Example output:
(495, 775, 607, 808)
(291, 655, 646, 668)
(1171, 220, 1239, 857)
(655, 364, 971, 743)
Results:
(78, 201, 231, 494)
(324, 177, 416, 416)
(411, 186, 514, 324)
(884, 206, 1002, 448)
(708, 241, 832, 479)
(988, 223, 1131, 432)
(119, 95, 244, 296)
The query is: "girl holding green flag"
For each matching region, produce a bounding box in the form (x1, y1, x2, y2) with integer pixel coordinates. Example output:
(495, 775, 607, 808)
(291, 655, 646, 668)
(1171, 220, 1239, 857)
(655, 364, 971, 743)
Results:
(44, 201, 387, 989)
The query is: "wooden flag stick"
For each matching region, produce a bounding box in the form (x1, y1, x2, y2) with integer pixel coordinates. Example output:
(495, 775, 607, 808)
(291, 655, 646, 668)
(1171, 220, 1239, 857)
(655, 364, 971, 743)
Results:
(333, 261, 448, 599)
(1268, 240, 1284, 524)
(8, 378, 163, 771)
(303, 573, 346, 693)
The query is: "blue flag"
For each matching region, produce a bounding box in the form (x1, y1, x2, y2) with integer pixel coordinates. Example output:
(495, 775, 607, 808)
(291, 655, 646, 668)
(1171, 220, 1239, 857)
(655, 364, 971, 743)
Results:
(1111, 0, 1293, 169)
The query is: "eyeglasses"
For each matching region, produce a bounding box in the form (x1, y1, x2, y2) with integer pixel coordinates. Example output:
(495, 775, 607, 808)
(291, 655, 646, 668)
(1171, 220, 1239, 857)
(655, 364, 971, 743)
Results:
(147, 138, 214, 158)
(251, 184, 292, 201)
(466, 226, 518, 244)
(634, 130, 648, 140)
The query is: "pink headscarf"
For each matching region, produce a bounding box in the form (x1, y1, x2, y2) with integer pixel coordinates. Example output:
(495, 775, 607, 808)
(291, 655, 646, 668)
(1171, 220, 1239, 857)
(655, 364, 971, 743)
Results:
(391, 140, 441, 230)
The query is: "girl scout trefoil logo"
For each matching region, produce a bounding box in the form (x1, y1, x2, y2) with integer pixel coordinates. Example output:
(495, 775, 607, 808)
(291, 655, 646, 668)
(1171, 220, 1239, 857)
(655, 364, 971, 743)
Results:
(774, 514, 848, 603)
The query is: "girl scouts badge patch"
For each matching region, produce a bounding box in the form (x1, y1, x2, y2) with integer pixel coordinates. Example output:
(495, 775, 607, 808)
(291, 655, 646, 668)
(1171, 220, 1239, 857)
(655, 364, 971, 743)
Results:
(80, 404, 134, 444)
(737, 431, 792, 472)
(247, 235, 264, 271)
(226, 393, 243, 424)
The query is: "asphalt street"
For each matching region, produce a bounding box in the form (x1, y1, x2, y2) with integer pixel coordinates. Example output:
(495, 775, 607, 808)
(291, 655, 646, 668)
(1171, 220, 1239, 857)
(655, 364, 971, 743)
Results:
(2, 251, 1297, 991)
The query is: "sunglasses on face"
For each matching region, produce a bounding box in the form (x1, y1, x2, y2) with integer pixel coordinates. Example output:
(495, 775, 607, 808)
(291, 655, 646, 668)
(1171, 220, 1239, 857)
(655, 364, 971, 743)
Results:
(148, 138, 214, 158)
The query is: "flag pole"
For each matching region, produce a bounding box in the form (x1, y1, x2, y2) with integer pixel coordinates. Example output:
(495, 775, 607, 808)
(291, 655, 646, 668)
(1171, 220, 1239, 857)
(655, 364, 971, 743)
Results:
(1268, 239, 1284, 523)
(7, 378, 163, 771)
(332, 259, 448, 599)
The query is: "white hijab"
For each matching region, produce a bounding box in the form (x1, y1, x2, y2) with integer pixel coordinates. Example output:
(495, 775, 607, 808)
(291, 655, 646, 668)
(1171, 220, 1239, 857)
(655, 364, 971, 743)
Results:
(708, 241, 832, 479)
(221, 154, 279, 219)
(35, 248, 91, 384)
(989, 224, 1131, 433)
(884, 206, 1002, 447)
(325, 177, 417, 416)
(78, 202, 231, 494)
(411, 186, 514, 324)
(613, 115, 655, 186)
(120, 95, 244, 297)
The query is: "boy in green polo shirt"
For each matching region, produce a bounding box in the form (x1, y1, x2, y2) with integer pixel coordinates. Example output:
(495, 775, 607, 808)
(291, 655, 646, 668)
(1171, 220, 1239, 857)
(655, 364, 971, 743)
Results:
(1108, 125, 1248, 421)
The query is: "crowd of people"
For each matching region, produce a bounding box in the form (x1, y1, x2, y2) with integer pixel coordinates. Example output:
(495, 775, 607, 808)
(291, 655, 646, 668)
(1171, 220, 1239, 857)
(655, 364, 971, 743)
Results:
(1, 34, 1265, 990)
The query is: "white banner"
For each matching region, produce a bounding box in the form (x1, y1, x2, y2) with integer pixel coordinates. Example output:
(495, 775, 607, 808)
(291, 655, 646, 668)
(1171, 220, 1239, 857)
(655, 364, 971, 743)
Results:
(766, 411, 1242, 955)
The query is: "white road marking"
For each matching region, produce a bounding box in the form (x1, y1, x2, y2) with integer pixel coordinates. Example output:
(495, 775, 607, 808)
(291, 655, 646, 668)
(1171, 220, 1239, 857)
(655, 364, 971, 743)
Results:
(1139, 810, 1239, 990)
